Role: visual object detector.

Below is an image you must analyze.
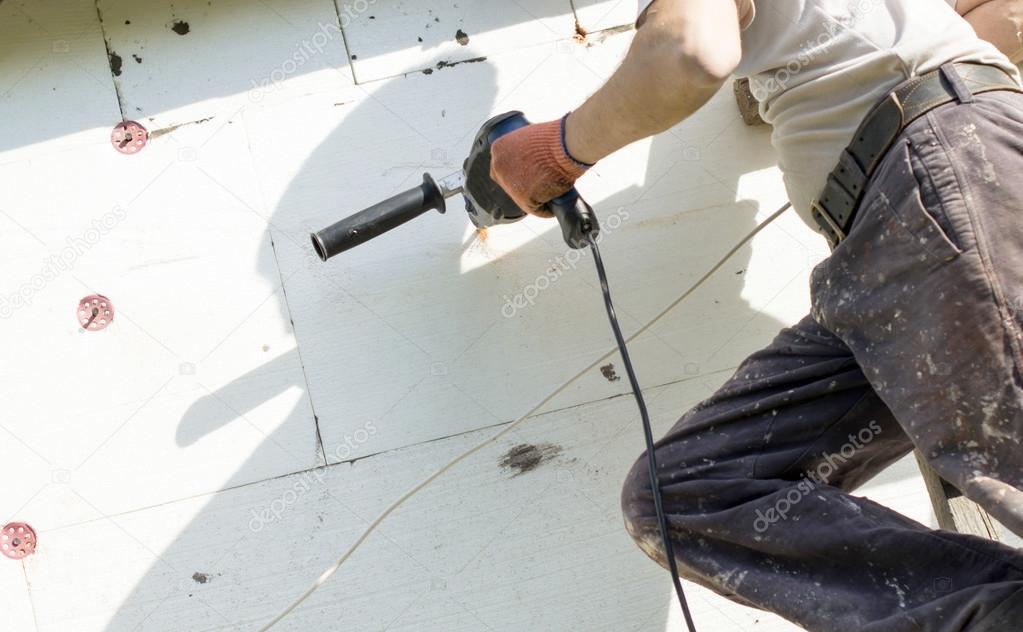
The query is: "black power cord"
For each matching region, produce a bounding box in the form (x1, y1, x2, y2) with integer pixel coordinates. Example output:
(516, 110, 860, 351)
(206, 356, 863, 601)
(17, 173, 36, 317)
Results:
(265, 205, 790, 631)
(586, 232, 698, 632)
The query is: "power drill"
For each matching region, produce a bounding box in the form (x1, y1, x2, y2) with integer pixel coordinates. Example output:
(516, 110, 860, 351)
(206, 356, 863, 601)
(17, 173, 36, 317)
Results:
(309, 110, 696, 631)
(311, 111, 599, 260)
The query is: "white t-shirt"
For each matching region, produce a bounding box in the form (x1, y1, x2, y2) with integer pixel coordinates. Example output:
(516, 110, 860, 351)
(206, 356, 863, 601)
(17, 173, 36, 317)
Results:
(636, 0, 1021, 229)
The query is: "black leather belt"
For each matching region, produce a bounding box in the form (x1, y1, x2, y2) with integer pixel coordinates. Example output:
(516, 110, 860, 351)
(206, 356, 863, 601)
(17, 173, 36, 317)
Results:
(811, 62, 1023, 247)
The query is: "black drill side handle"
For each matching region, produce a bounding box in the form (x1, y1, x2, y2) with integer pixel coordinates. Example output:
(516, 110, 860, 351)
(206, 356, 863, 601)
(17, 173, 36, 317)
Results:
(547, 188, 599, 249)
(311, 174, 446, 261)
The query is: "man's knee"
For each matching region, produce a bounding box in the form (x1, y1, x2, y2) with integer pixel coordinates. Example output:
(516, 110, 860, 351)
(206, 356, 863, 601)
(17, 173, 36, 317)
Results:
(619, 449, 706, 568)
(619, 438, 760, 566)
(620, 451, 672, 566)
(620, 452, 650, 528)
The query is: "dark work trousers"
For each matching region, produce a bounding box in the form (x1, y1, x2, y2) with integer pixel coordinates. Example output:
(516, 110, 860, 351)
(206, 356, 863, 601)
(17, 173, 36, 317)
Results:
(621, 86, 1023, 631)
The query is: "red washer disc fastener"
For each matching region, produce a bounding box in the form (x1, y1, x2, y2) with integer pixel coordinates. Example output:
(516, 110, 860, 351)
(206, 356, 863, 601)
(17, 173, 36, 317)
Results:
(1, 523, 37, 560)
(78, 295, 114, 331)
(111, 120, 148, 154)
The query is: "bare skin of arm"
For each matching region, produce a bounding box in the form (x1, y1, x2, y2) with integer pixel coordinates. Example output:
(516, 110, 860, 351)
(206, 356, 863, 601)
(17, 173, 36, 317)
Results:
(563, 0, 744, 165)
(560, 0, 1022, 174)
(959, 0, 1023, 63)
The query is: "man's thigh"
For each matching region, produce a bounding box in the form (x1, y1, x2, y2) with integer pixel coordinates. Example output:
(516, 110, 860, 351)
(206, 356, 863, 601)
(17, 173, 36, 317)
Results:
(810, 90, 1023, 537)
(630, 315, 913, 508)
(622, 315, 915, 587)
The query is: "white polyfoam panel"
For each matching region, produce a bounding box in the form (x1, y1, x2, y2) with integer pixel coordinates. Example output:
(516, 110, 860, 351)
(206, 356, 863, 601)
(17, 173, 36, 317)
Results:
(339, 0, 578, 83)
(0, 117, 319, 527)
(93, 0, 357, 128)
(3, 2, 1006, 632)
(0, 562, 35, 631)
(24, 376, 799, 632)
(243, 32, 807, 465)
(573, 0, 639, 33)
(0, 0, 120, 158)
(858, 454, 939, 528)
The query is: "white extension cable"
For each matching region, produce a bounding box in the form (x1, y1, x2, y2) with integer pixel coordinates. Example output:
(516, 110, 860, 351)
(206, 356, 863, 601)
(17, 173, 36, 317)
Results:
(259, 202, 792, 631)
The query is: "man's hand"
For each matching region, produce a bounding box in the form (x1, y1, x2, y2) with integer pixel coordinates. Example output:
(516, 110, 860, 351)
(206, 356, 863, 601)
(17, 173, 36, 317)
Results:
(489, 116, 590, 217)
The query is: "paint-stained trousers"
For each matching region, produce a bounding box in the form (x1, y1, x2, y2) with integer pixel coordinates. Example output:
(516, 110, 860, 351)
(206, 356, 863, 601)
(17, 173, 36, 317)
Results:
(621, 88, 1023, 631)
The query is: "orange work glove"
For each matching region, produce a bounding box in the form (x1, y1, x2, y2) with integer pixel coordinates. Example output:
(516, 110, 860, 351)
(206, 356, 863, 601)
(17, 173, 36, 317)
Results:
(489, 114, 593, 218)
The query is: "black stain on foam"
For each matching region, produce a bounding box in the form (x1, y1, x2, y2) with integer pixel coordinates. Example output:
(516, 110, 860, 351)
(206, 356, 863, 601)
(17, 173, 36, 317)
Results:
(499, 443, 563, 477)
(108, 51, 123, 76)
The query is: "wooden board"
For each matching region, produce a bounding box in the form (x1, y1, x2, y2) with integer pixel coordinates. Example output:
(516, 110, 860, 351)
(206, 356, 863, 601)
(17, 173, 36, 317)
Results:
(915, 453, 1002, 540)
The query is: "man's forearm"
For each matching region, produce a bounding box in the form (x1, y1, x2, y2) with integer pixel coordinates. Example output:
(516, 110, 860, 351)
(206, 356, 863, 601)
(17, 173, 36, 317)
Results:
(960, 0, 1023, 63)
(489, 0, 742, 214)
(564, 0, 743, 164)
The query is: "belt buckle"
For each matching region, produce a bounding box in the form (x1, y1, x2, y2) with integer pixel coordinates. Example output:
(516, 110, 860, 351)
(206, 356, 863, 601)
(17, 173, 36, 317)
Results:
(810, 198, 846, 248)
